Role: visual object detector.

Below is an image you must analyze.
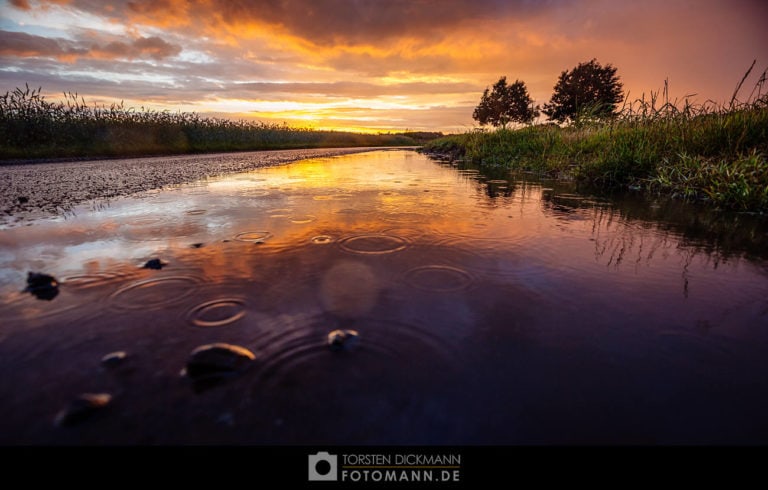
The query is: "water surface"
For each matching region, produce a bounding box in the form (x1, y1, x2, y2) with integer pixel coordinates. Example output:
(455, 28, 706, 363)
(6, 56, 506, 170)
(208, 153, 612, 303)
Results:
(1, 149, 767, 444)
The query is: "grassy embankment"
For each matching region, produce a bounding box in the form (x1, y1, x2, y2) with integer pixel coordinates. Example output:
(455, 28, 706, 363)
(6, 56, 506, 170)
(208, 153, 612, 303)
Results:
(0, 86, 427, 160)
(426, 83, 768, 211)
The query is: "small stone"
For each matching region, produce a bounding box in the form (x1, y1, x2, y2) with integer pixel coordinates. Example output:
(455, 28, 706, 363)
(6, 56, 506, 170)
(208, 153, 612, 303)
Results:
(24, 271, 59, 301)
(184, 343, 255, 381)
(100, 351, 128, 369)
(18, 196, 28, 204)
(142, 258, 168, 270)
(54, 393, 112, 427)
(327, 329, 360, 351)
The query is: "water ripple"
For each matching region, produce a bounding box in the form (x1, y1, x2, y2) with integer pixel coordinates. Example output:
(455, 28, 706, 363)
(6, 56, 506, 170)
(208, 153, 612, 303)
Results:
(403, 265, 476, 292)
(235, 231, 273, 243)
(109, 275, 201, 310)
(187, 298, 247, 327)
(338, 234, 410, 255)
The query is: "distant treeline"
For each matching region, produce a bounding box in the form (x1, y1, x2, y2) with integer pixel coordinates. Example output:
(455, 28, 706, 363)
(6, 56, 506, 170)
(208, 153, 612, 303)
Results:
(0, 86, 439, 160)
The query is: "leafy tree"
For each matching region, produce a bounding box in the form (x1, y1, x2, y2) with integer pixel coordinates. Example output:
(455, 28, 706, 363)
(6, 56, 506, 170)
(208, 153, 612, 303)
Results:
(542, 59, 624, 123)
(473, 77, 538, 128)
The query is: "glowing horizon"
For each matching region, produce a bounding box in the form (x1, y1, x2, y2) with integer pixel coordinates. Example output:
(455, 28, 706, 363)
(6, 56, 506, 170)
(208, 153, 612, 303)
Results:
(1, 0, 766, 133)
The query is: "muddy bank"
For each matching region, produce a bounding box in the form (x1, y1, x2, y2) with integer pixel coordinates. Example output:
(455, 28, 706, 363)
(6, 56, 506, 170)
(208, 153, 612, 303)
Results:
(0, 147, 403, 226)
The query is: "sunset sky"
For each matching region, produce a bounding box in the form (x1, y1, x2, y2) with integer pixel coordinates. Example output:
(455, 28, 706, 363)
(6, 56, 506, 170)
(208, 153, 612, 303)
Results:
(1, 0, 767, 133)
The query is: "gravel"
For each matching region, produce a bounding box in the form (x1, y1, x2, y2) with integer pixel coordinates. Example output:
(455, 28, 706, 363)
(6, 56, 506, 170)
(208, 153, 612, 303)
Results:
(0, 147, 390, 226)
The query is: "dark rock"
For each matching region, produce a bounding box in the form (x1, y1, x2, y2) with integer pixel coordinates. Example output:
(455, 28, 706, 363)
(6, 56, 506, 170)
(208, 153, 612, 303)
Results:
(190, 243, 204, 249)
(100, 351, 128, 369)
(18, 196, 28, 204)
(183, 343, 255, 381)
(24, 271, 59, 301)
(54, 393, 112, 427)
(142, 258, 168, 270)
(327, 329, 360, 351)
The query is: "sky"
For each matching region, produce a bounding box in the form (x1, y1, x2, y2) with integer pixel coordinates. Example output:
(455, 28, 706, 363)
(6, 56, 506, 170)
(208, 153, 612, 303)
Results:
(1, 0, 767, 133)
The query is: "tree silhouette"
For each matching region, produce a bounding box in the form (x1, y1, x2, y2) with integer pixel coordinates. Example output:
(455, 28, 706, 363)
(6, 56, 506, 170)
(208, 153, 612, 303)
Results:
(473, 77, 538, 128)
(542, 59, 624, 124)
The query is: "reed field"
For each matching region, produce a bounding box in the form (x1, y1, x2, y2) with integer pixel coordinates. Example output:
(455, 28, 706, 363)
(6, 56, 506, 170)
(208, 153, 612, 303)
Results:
(0, 85, 416, 160)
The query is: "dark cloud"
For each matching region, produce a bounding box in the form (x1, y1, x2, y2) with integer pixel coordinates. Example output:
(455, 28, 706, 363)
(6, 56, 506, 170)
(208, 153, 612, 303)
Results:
(22, 0, 556, 46)
(0, 30, 87, 59)
(0, 30, 182, 61)
(211, 0, 549, 45)
(5, 0, 768, 132)
(93, 36, 181, 60)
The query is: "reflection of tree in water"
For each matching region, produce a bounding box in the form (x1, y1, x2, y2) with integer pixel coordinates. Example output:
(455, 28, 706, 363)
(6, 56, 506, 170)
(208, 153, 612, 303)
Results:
(439, 156, 768, 274)
(450, 160, 521, 206)
(539, 186, 768, 296)
(484, 180, 515, 199)
(539, 183, 768, 262)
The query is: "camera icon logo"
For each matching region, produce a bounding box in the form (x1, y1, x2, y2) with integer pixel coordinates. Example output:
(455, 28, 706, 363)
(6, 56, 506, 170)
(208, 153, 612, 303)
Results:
(308, 452, 338, 481)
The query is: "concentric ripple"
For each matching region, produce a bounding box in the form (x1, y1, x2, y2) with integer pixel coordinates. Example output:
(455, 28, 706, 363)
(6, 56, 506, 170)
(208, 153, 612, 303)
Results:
(109, 275, 201, 310)
(289, 214, 317, 224)
(249, 315, 462, 393)
(403, 265, 476, 292)
(382, 212, 426, 223)
(63, 271, 136, 291)
(187, 298, 247, 327)
(311, 235, 334, 244)
(267, 208, 293, 218)
(338, 233, 410, 255)
(235, 231, 272, 243)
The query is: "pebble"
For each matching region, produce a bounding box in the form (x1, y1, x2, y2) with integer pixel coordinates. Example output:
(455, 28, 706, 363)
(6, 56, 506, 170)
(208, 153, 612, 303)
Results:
(24, 271, 59, 301)
(100, 351, 128, 369)
(183, 343, 255, 381)
(142, 258, 168, 270)
(54, 393, 112, 427)
(327, 329, 360, 351)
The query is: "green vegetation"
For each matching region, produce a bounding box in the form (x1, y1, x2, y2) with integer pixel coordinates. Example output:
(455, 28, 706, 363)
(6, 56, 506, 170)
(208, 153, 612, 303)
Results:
(426, 99, 768, 210)
(542, 59, 624, 123)
(0, 85, 417, 160)
(429, 64, 768, 212)
(473, 77, 537, 128)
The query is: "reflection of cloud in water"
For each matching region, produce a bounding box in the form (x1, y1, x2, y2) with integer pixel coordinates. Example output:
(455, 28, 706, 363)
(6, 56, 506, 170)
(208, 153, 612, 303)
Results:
(1, 150, 768, 444)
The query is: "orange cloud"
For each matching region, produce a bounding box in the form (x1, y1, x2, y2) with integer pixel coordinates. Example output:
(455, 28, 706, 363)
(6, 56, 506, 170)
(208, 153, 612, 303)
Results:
(9, 0, 31, 9)
(3, 0, 767, 133)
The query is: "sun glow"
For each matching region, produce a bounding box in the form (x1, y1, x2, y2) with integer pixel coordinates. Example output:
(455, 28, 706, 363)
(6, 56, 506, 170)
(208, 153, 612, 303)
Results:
(1, 0, 766, 133)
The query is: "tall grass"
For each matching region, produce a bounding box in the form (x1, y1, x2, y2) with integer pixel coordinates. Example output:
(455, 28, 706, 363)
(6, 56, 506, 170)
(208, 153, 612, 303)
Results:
(425, 68, 768, 211)
(0, 85, 416, 160)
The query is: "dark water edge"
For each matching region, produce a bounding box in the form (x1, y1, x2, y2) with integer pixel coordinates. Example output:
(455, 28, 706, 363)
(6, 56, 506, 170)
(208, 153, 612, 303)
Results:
(442, 155, 768, 263)
(1, 150, 767, 445)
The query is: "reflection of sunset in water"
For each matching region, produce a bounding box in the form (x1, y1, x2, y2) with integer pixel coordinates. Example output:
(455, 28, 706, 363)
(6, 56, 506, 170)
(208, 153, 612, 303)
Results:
(1, 150, 768, 444)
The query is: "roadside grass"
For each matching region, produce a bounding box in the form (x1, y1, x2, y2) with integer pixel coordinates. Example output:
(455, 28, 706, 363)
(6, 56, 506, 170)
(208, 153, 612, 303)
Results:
(425, 72, 768, 211)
